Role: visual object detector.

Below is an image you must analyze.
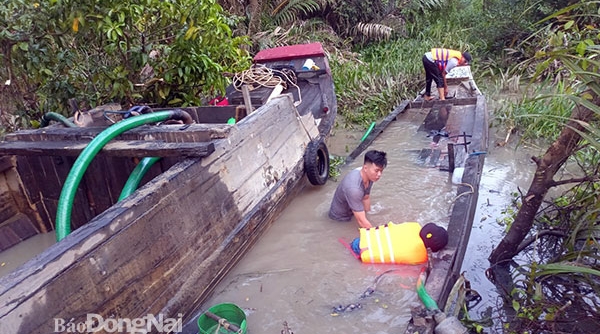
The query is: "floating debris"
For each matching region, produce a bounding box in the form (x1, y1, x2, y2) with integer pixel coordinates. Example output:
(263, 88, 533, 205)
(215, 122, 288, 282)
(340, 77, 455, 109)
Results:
(281, 321, 294, 334)
(331, 303, 362, 315)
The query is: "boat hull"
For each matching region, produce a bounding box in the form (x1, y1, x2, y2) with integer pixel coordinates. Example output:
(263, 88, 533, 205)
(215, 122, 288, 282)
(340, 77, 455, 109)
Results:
(348, 66, 488, 332)
(0, 95, 323, 333)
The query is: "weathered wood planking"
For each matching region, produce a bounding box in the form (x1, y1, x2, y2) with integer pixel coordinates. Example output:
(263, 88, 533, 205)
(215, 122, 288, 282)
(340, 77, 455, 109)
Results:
(45, 105, 242, 128)
(0, 156, 50, 250)
(408, 96, 477, 109)
(177, 105, 240, 124)
(0, 122, 216, 236)
(347, 100, 410, 162)
(3, 124, 230, 143)
(0, 94, 320, 333)
(418, 94, 488, 315)
(0, 213, 39, 252)
(0, 140, 215, 157)
(225, 71, 337, 137)
(13, 156, 69, 233)
(0, 156, 13, 173)
(0, 170, 33, 251)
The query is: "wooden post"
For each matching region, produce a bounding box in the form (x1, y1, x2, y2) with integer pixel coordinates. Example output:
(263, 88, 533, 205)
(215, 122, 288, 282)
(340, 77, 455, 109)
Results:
(241, 85, 253, 114)
(448, 142, 455, 173)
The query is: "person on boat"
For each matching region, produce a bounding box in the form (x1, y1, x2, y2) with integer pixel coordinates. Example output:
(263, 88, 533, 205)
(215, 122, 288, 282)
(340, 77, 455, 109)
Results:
(349, 222, 448, 264)
(328, 150, 387, 229)
(422, 48, 472, 101)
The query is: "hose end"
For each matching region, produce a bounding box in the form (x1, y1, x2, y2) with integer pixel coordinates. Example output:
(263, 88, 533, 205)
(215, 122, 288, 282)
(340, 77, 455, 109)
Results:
(170, 109, 194, 125)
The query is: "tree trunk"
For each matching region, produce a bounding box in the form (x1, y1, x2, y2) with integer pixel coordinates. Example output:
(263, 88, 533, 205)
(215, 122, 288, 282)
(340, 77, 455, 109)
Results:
(247, 0, 262, 36)
(489, 92, 599, 264)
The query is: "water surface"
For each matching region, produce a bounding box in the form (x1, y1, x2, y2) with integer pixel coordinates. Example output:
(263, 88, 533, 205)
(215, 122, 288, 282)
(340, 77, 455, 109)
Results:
(0, 232, 55, 277)
(194, 119, 467, 333)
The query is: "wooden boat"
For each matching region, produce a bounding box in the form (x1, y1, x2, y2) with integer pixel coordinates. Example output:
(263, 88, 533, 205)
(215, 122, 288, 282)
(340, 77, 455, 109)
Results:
(0, 42, 336, 333)
(348, 65, 488, 332)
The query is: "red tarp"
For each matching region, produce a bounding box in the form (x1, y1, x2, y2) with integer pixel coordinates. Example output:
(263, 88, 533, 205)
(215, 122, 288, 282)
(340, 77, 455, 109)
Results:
(253, 43, 325, 63)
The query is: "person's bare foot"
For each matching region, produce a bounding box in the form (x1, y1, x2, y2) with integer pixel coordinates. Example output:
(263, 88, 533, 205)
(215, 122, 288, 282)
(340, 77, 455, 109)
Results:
(424, 95, 435, 101)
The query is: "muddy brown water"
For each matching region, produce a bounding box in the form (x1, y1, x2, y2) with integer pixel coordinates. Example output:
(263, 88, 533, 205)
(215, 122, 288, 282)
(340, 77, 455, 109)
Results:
(0, 117, 543, 333)
(0, 232, 55, 277)
(189, 120, 455, 334)
(185, 122, 544, 333)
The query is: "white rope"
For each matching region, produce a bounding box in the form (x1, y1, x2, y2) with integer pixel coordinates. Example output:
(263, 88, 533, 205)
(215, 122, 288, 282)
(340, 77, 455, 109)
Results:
(231, 64, 302, 106)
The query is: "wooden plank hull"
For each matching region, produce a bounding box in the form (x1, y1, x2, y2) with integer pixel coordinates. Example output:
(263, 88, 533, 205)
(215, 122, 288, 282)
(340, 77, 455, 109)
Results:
(0, 95, 324, 333)
(345, 66, 488, 332)
(407, 75, 488, 332)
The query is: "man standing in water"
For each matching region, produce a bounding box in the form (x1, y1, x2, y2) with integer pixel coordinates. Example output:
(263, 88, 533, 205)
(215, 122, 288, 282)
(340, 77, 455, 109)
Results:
(328, 150, 387, 228)
(422, 48, 471, 101)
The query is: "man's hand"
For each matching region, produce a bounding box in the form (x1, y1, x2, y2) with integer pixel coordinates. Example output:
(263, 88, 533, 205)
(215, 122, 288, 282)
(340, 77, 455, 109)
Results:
(353, 210, 372, 229)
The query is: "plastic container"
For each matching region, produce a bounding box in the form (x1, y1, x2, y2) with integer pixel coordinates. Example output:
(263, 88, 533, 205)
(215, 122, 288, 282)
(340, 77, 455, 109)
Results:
(451, 167, 465, 184)
(302, 58, 315, 70)
(197, 303, 247, 334)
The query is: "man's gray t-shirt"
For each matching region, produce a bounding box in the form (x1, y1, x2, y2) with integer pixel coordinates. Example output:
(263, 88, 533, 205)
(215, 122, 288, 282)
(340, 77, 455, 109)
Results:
(328, 168, 373, 221)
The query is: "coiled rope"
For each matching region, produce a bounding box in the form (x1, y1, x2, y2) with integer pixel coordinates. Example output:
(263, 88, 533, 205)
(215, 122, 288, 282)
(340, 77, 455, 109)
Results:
(231, 64, 302, 106)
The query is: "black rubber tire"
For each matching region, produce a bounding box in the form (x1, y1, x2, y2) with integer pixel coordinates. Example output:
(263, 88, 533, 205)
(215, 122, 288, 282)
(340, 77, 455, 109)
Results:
(304, 139, 330, 186)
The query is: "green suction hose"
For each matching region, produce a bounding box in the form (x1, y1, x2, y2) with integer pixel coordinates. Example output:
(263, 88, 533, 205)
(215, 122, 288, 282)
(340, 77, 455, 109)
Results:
(41, 112, 78, 128)
(118, 156, 161, 201)
(55, 110, 192, 241)
(415, 267, 469, 334)
(416, 267, 440, 311)
(360, 121, 376, 142)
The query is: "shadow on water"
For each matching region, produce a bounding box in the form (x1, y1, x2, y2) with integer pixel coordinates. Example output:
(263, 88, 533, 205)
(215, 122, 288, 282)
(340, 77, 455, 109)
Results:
(186, 116, 526, 333)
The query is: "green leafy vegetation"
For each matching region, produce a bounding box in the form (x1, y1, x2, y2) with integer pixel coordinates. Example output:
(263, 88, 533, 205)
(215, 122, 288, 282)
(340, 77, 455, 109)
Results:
(330, 40, 423, 127)
(328, 155, 346, 181)
(0, 0, 251, 133)
(2, 1, 599, 331)
(486, 2, 600, 332)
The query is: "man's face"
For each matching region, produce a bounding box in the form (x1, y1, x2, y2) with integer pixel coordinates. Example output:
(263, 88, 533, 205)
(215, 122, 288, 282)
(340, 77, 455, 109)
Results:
(363, 162, 384, 182)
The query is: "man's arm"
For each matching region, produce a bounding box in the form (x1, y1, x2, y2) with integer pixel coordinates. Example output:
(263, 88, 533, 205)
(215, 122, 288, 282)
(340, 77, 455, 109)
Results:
(362, 194, 371, 212)
(352, 210, 372, 229)
(352, 194, 372, 228)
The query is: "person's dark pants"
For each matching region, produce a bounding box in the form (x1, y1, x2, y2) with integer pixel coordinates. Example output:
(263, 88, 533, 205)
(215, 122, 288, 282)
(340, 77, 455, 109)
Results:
(422, 55, 443, 96)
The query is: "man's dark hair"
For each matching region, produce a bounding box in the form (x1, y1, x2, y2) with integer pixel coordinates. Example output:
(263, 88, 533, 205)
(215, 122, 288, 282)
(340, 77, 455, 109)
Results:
(364, 150, 387, 168)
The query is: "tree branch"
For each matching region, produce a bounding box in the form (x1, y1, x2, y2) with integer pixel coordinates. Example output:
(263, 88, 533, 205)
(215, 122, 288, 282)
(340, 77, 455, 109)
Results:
(549, 176, 598, 187)
(516, 229, 568, 254)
